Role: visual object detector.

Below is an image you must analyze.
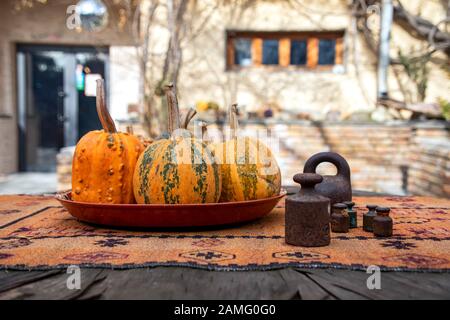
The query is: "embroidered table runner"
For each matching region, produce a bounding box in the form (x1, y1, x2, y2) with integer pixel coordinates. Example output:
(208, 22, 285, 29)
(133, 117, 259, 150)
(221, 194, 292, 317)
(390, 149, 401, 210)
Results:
(0, 195, 449, 272)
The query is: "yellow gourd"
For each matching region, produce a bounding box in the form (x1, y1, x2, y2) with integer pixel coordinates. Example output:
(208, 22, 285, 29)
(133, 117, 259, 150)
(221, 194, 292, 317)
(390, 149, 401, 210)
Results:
(212, 104, 281, 202)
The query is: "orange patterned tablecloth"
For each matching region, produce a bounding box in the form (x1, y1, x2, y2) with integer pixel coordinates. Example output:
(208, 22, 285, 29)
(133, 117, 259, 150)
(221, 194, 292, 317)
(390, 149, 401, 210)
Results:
(0, 195, 450, 272)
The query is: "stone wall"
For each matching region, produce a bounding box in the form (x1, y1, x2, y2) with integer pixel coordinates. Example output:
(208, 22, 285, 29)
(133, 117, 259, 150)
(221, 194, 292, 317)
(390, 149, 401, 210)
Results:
(56, 147, 75, 192)
(241, 121, 412, 194)
(408, 123, 450, 197)
(0, 116, 16, 175)
(240, 121, 449, 196)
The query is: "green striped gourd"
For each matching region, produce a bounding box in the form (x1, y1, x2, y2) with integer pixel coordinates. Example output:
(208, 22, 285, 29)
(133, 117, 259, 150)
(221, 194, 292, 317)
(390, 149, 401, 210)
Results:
(212, 104, 281, 202)
(133, 85, 221, 204)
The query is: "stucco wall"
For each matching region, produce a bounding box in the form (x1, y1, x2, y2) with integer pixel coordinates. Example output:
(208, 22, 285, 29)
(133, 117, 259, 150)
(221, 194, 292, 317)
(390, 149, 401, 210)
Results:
(174, 0, 377, 118)
(110, 46, 140, 120)
(171, 0, 449, 119)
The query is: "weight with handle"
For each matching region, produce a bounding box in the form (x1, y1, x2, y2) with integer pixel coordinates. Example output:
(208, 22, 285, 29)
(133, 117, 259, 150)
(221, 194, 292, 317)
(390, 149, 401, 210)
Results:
(285, 173, 331, 247)
(303, 152, 352, 205)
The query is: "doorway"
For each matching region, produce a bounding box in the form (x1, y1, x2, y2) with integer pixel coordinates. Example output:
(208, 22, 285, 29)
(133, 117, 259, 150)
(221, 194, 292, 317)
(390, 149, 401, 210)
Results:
(17, 45, 109, 172)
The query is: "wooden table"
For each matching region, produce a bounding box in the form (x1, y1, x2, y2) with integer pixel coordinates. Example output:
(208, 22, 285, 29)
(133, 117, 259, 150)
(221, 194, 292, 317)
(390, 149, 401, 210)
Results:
(1, 266, 450, 299)
(1, 190, 450, 300)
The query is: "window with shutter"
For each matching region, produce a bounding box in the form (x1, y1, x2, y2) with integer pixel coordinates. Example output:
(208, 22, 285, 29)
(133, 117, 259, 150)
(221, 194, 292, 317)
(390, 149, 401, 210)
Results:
(226, 31, 344, 71)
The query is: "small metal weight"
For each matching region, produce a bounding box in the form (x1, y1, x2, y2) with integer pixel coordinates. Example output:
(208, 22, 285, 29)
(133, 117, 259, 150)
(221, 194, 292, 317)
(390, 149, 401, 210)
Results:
(303, 152, 352, 205)
(285, 173, 331, 247)
(373, 207, 393, 237)
(330, 203, 349, 233)
(363, 204, 378, 232)
(344, 201, 357, 228)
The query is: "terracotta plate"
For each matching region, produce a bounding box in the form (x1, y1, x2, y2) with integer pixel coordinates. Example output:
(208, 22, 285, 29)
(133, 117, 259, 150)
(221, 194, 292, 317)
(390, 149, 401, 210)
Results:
(55, 190, 286, 228)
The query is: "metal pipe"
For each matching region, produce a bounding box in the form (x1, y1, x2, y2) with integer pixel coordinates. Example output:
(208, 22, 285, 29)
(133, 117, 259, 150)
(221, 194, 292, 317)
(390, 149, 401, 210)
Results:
(377, 0, 393, 99)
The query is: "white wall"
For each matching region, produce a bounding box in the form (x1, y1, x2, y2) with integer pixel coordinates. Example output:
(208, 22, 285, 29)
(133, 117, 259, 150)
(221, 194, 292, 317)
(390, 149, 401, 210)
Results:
(109, 46, 140, 120)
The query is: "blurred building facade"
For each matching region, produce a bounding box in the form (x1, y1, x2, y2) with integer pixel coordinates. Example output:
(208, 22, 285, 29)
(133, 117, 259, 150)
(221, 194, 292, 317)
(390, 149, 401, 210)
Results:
(171, 0, 449, 120)
(0, 0, 449, 198)
(0, 0, 138, 174)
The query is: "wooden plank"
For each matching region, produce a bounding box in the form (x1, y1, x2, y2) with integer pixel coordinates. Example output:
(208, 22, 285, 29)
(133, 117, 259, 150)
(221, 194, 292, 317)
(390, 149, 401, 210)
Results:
(307, 38, 318, 68)
(0, 270, 61, 294)
(226, 37, 234, 70)
(1, 268, 450, 299)
(0, 269, 106, 300)
(288, 270, 337, 300)
(93, 268, 305, 300)
(335, 37, 343, 65)
(306, 269, 450, 300)
(252, 38, 262, 66)
(279, 38, 290, 67)
(226, 30, 345, 39)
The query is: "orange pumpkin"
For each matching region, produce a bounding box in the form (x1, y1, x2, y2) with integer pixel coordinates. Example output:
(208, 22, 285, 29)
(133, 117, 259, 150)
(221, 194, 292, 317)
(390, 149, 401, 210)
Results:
(133, 85, 221, 204)
(212, 104, 281, 202)
(72, 79, 144, 204)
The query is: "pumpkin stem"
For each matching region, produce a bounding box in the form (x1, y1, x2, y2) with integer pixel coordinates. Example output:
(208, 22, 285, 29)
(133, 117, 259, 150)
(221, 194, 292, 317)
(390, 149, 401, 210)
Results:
(165, 83, 181, 133)
(200, 121, 209, 140)
(229, 103, 239, 139)
(181, 107, 197, 129)
(96, 79, 117, 133)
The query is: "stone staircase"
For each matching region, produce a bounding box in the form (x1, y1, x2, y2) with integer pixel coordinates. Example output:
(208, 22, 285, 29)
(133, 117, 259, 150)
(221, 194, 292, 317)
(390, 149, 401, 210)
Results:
(241, 122, 331, 187)
(270, 123, 331, 187)
(241, 122, 409, 195)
